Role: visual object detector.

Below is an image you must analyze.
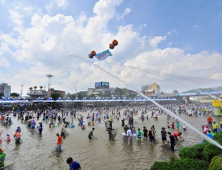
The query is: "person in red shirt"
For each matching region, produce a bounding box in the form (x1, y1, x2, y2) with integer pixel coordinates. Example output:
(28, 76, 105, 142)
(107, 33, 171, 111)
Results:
(173, 132, 184, 141)
(1, 115, 5, 122)
(13, 132, 21, 144)
(56, 133, 62, 151)
(171, 122, 175, 129)
(207, 115, 213, 125)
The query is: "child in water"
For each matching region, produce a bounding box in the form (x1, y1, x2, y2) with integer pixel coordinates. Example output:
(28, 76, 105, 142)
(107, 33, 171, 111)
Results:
(171, 122, 175, 129)
(167, 122, 170, 129)
(6, 134, 11, 142)
(183, 124, 186, 131)
(152, 125, 156, 133)
(201, 125, 204, 130)
(82, 125, 86, 130)
(70, 123, 75, 128)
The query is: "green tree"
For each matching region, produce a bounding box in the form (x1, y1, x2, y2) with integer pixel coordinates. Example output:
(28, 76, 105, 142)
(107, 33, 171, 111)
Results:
(10, 93, 20, 97)
(76, 92, 83, 100)
(97, 92, 103, 98)
(88, 94, 96, 99)
(51, 93, 61, 100)
(103, 91, 111, 98)
(66, 92, 76, 100)
(113, 88, 124, 98)
(129, 93, 137, 99)
(173, 90, 179, 94)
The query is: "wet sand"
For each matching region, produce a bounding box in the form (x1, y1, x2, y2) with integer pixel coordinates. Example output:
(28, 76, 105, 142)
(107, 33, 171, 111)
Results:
(0, 110, 219, 170)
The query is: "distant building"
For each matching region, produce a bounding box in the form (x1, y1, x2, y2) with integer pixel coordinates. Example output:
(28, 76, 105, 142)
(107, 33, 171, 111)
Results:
(48, 88, 66, 97)
(142, 85, 150, 92)
(27, 86, 47, 99)
(88, 87, 114, 96)
(27, 86, 65, 99)
(150, 83, 160, 94)
(88, 81, 114, 96)
(145, 90, 155, 96)
(0, 83, 11, 97)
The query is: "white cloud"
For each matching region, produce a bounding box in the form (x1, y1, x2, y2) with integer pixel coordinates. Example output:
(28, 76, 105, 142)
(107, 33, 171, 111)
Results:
(138, 23, 147, 30)
(117, 7, 132, 21)
(46, 2, 54, 12)
(193, 24, 198, 28)
(166, 31, 171, 36)
(0, 54, 9, 67)
(55, 0, 68, 9)
(122, 8, 131, 18)
(0, 0, 222, 94)
(9, 10, 23, 30)
(46, 0, 69, 12)
(0, 43, 11, 67)
(149, 36, 166, 48)
(0, 0, 5, 6)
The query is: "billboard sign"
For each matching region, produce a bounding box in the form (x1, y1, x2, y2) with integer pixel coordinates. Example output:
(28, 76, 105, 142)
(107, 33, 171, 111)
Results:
(101, 82, 109, 88)
(95, 82, 101, 88)
(95, 82, 109, 88)
(212, 100, 222, 107)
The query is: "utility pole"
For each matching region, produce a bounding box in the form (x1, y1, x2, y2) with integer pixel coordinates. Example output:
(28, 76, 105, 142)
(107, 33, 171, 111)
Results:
(75, 86, 77, 94)
(21, 84, 24, 97)
(46, 74, 53, 90)
(46, 74, 53, 97)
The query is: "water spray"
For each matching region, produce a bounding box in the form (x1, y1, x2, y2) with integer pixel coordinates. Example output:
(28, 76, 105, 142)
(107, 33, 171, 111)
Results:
(137, 91, 222, 150)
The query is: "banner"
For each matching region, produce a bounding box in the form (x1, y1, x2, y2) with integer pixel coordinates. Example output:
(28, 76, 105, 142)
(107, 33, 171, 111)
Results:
(95, 49, 112, 60)
(212, 100, 222, 107)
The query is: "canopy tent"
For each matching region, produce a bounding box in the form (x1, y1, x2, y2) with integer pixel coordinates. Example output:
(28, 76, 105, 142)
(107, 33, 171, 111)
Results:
(46, 97, 54, 102)
(65, 97, 72, 102)
(33, 97, 45, 102)
(56, 97, 63, 102)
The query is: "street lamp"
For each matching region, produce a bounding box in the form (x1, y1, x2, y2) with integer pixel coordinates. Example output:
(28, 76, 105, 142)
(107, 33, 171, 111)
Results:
(46, 74, 53, 90)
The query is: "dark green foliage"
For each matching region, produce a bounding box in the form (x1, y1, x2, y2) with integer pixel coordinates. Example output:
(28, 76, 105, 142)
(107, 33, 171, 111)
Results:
(212, 131, 222, 145)
(10, 92, 19, 97)
(208, 156, 222, 170)
(150, 161, 169, 170)
(151, 131, 222, 169)
(51, 93, 61, 100)
(179, 143, 207, 159)
(203, 144, 222, 161)
(150, 158, 209, 170)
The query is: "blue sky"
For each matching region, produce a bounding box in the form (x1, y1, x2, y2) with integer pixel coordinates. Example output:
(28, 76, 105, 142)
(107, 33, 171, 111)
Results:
(0, 0, 222, 94)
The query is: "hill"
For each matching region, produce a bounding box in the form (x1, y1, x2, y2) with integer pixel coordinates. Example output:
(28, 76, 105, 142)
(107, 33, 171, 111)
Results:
(183, 86, 222, 93)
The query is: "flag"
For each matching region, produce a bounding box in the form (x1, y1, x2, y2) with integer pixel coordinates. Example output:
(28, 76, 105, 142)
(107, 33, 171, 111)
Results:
(95, 49, 112, 60)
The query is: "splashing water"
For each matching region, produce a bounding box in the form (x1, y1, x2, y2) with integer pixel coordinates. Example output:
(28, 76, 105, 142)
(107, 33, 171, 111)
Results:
(71, 55, 222, 149)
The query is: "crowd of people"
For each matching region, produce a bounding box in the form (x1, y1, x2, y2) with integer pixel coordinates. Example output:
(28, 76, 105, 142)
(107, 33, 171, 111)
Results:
(0, 101, 217, 168)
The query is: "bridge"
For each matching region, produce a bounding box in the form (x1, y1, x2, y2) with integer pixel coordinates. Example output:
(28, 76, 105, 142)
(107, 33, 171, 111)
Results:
(158, 92, 222, 103)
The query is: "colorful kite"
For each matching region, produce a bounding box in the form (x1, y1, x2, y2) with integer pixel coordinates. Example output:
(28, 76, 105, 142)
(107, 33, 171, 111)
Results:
(109, 39, 118, 49)
(89, 39, 118, 60)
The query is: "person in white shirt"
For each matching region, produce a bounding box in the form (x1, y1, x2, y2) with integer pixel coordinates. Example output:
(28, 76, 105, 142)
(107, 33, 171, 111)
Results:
(183, 124, 186, 131)
(127, 128, 133, 145)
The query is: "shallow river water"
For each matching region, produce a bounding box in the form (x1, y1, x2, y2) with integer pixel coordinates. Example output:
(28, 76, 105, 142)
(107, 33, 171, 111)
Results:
(1, 111, 221, 170)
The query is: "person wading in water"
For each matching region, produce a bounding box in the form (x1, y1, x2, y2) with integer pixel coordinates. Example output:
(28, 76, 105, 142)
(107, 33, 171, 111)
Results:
(88, 128, 95, 140)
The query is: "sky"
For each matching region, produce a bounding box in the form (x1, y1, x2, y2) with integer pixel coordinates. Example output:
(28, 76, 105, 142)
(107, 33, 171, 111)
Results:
(0, 0, 222, 95)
